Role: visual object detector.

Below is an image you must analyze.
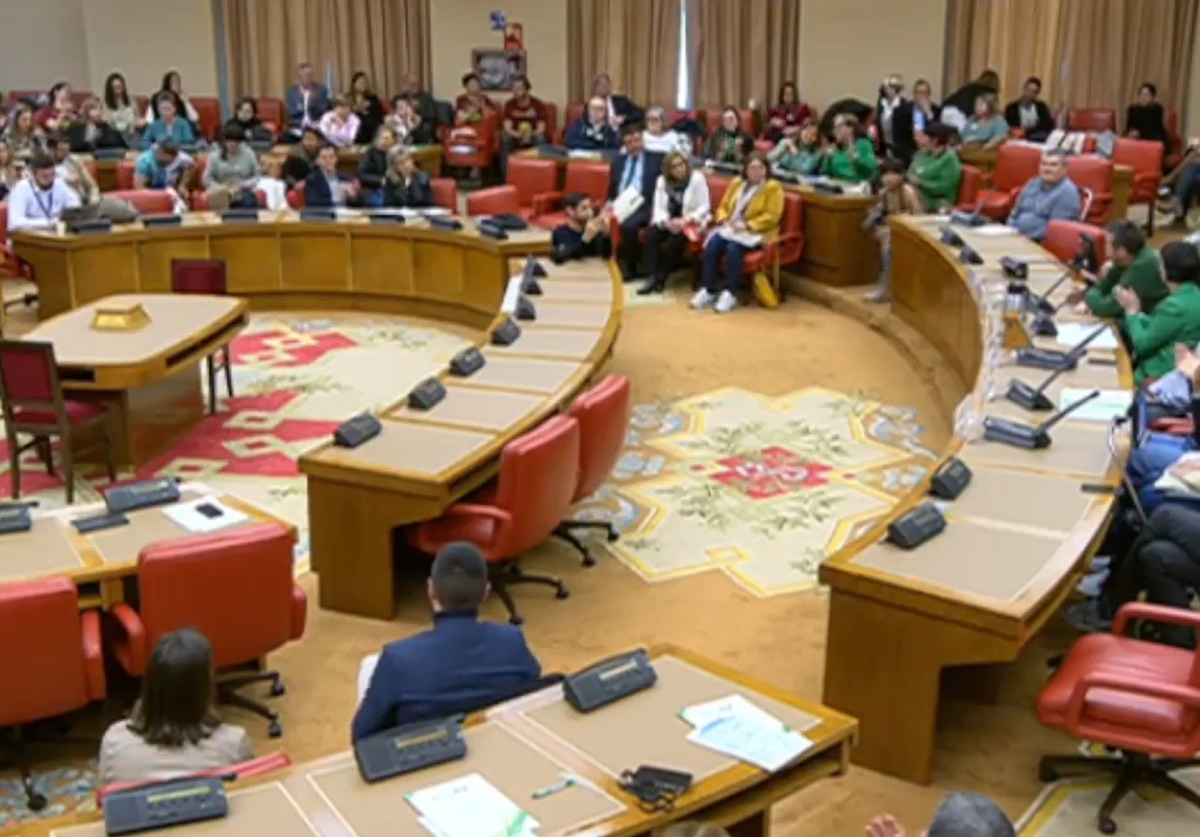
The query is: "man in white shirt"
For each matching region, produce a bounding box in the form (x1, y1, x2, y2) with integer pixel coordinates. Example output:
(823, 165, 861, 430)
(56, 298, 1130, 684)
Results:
(6, 153, 81, 234)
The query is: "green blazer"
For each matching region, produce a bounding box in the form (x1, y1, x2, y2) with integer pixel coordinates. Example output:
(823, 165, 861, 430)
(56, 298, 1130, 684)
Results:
(908, 149, 962, 211)
(1125, 282, 1200, 384)
(820, 138, 878, 183)
(1085, 245, 1168, 318)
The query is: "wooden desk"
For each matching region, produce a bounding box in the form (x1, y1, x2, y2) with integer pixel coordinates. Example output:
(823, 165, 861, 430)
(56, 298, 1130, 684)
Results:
(20, 647, 856, 837)
(298, 257, 622, 620)
(0, 482, 290, 609)
(817, 218, 1133, 785)
(958, 146, 1133, 221)
(22, 293, 248, 467)
(516, 149, 880, 287)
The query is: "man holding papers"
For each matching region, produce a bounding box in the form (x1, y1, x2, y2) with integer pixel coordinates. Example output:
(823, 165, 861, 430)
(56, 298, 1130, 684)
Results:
(607, 123, 663, 282)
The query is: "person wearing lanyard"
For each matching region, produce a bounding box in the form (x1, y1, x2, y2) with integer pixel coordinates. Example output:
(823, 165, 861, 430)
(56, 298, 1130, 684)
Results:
(606, 123, 664, 282)
(6, 153, 80, 232)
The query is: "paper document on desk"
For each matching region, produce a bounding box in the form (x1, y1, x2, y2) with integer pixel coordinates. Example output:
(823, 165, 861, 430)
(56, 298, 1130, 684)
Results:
(681, 694, 813, 772)
(407, 773, 538, 837)
(1057, 388, 1132, 423)
(610, 186, 645, 224)
(972, 224, 1018, 237)
(501, 275, 524, 315)
(162, 497, 248, 534)
(1056, 323, 1118, 351)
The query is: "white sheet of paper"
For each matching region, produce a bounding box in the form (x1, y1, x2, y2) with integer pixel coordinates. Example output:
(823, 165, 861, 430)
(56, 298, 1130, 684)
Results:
(161, 497, 248, 534)
(686, 713, 813, 773)
(1057, 388, 1132, 423)
(407, 773, 538, 837)
(1056, 323, 1119, 350)
(357, 652, 379, 703)
(611, 186, 645, 224)
(973, 224, 1018, 237)
(500, 275, 524, 315)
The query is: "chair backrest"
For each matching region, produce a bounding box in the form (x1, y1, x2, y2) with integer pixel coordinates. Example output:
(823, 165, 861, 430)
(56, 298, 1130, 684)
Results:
(191, 97, 222, 140)
(107, 189, 175, 215)
(171, 259, 228, 295)
(564, 102, 586, 133)
(492, 415, 581, 557)
(992, 144, 1043, 193)
(465, 186, 520, 217)
(506, 157, 559, 209)
(69, 90, 94, 110)
(563, 162, 612, 205)
(0, 203, 9, 240)
(958, 164, 983, 206)
(136, 522, 300, 670)
(431, 177, 458, 210)
(568, 375, 631, 502)
(116, 160, 136, 190)
(1066, 108, 1116, 133)
(0, 339, 63, 417)
(255, 98, 285, 129)
(779, 190, 804, 235)
(1043, 220, 1108, 266)
(704, 109, 755, 136)
(1111, 138, 1164, 195)
(705, 173, 731, 209)
(0, 577, 98, 724)
(541, 103, 559, 137)
(98, 752, 292, 803)
(1066, 155, 1114, 222)
(287, 184, 306, 208)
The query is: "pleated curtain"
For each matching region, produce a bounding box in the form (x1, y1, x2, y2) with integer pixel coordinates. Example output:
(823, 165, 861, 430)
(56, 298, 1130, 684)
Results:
(567, 0, 683, 110)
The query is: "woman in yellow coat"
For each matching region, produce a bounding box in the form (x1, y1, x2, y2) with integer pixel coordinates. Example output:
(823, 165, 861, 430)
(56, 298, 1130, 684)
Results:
(693, 151, 785, 313)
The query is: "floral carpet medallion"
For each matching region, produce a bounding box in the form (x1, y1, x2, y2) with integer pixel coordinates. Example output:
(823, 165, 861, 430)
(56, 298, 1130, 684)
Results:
(572, 386, 935, 597)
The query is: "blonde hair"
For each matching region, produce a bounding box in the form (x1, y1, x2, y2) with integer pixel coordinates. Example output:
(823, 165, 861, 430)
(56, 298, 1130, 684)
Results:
(658, 824, 731, 837)
(662, 151, 691, 186)
(385, 147, 416, 182)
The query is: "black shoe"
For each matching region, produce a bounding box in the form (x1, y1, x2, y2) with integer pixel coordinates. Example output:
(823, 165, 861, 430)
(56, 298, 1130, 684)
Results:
(637, 278, 665, 295)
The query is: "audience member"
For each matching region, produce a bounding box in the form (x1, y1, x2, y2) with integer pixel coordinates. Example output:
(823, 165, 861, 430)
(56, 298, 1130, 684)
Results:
(5, 102, 46, 166)
(255, 155, 289, 210)
(357, 126, 399, 207)
(942, 69, 1000, 129)
(141, 95, 197, 149)
(768, 120, 822, 176)
(763, 81, 815, 144)
(133, 140, 194, 209)
(500, 75, 547, 173)
(592, 72, 643, 127)
(386, 97, 436, 146)
(1125, 82, 1167, 144)
(1004, 76, 1055, 142)
(907, 122, 961, 211)
(608, 123, 664, 281)
(98, 629, 253, 786)
(1007, 149, 1080, 241)
(960, 95, 1009, 149)
(868, 792, 1015, 837)
(347, 71, 384, 145)
(1116, 239, 1200, 384)
(910, 79, 942, 139)
(67, 99, 126, 152)
(866, 159, 924, 303)
(382, 147, 433, 209)
(876, 75, 915, 164)
(694, 151, 784, 314)
(145, 70, 200, 127)
(821, 115, 878, 183)
(6, 153, 81, 231)
(705, 107, 754, 166)
(1171, 153, 1200, 229)
(36, 82, 77, 133)
(225, 98, 274, 144)
(551, 192, 613, 261)
(285, 61, 331, 139)
(0, 141, 17, 202)
(203, 126, 260, 210)
(304, 143, 361, 208)
(102, 71, 143, 137)
(642, 107, 691, 156)
(1077, 221, 1167, 317)
(564, 97, 620, 151)
(318, 95, 360, 149)
(395, 72, 439, 128)
(48, 133, 99, 206)
(283, 127, 324, 186)
(351, 542, 541, 741)
(640, 151, 711, 295)
(453, 73, 496, 134)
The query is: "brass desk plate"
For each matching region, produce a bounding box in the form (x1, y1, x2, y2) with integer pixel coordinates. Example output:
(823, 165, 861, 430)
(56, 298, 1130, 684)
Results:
(91, 303, 151, 331)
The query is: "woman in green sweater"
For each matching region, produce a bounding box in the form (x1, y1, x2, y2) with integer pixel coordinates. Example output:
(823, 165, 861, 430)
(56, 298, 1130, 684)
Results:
(1117, 241, 1200, 384)
(767, 120, 822, 176)
(907, 122, 961, 211)
(821, 114, 877, 183)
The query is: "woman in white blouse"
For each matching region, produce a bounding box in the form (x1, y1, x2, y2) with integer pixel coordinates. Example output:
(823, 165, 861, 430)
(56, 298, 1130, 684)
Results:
(639, 150, 711, 295)
(641, 107, 692, 156)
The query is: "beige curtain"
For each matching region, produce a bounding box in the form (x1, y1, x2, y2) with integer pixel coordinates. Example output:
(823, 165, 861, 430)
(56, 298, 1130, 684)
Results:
(687, 0, 801, 111)
(221, 0, 431, 100)
(567, 0, 682, 109)
(945, 0, 1197, 116)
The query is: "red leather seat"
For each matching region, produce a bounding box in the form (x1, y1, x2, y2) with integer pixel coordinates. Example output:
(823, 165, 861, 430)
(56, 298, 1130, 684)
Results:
(465, 185, 520, 217)
(1111, 138, 1164, 234)
(0, 203, 35, 280)
(0, 577, 106, 809)
(191, 97, 221, 141)
(977, 144, 1043, 220)
(1067, 155, 1114, 224)
(956, 164, 983, 208)
(1066, 108, 1117, 134)
(411, 415, 581, 625)
(1036, 603, 1200, 832)
(98, 752, 292, 803)
(286, 184, 306, 209)
(1165, 109, 1185, 171)
(531, 162, 611, 230)
(108, 522, 307, 737)
(444, 111, 500, 171)
(107, 189, 176, 215)
(431, 177, 458, 211)
(1043, 220, 1108, 267)
(255, 98, 285, 131)
(115, 160, 136, 190)
(555, 102, 586, 144)
(503, 156, 558, 219)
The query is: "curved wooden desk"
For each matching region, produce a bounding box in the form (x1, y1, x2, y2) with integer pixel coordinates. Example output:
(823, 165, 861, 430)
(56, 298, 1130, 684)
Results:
(818, 217, 1133, 784)
(958, 146, 1133, 221)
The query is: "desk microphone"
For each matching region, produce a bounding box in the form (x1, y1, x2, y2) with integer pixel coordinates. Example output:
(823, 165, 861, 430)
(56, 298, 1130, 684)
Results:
(1016, 323, 1109, 371)
(1004, 363, 1072, 411)
(948, 199, 986, 228)
(1026, 269, 1076, 316)
(983, 390, 1100, 449)
(520, 254, 543, 295)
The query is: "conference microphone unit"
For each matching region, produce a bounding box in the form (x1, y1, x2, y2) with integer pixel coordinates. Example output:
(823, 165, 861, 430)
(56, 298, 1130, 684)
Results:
(1004, 363, 1072, 412)
(1016, 323, 1109, 371)
(983, 390, 1100, 449)
(427, 216, 464, 231)
(939, 226, 964, 247)
(1026, 269, 1076, 316)
(520, 254, 544, 295)
(948, 200, 986, 228)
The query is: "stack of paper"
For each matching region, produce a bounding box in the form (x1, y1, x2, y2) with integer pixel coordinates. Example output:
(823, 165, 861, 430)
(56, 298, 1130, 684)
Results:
(680, 694, 813, 773)
(1057, 388, 1133, 423)
(408, 773, 538, 837)
(1056, 324, 1119, 351)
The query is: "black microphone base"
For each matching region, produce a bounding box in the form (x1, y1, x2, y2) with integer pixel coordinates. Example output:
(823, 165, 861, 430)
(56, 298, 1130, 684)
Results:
(1005, 380, 1055, 411)
(983, 418, 1052, 449)
(1031, 313, 1058, 338)
(1016, 347, 1078, 371)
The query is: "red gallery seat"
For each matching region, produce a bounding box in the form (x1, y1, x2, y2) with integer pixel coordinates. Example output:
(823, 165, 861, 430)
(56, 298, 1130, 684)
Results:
(1042, 220, 1109, 267)
(107, 189, 176, 215)
(431, 177, 458, 211)
(1066, 155, 1114, 224)
(286, 184, 306, 209)
(531, 162, 611, 230)
(0, 203, 36, 282)
(956, 164, 983, 208)
(190, 190, 267, 211)
(444, 111, 500, 172)
(191, 97, 222, 141)
(255, 98, 285, 130)
(976, 144, 1043, 220)
(490, 156, 558, 219)
(465, 185, 520, 217)
(1066, 108, 1117, 134)
(1111, 138, 1165, 234)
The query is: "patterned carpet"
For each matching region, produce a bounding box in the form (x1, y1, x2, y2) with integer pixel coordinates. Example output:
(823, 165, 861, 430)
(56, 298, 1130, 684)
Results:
(1019, 767, 1200, 836)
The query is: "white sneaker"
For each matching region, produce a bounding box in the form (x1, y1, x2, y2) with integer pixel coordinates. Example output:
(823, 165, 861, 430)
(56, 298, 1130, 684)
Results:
(690, 288, 715, 310)
(714, 290, 737, 313)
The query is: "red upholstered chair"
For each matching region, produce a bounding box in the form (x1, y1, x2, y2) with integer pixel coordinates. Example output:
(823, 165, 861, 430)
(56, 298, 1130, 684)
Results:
(531, 162, 611, 229)
(171, 260, 235, 413)
(1111, 138, 1164, 234)
(0, 340, 115, 503)
(106, 189, 176, 215)
(957, 164, 984, 208)
(502, 156, 558, 219)
(0, 203, 36, 282)
(1037, 603, 1200, 832)
(1165, 109, 1185, 170)
(108, 522, 307, 736)
(410, 415, 580, 625)
(977, 144, 1043, 220)
(555, 376, 631, 565)
(555, 102, 586, 144)
(97, 752, 292, 803)
(444, 111, 500, 172)
(255, 98, 285, 130)
(115, 160, 136, 190)
(1067, 155, 1114, 224)
(191, 190, 267, 211)
(191, 97, 221, 141)
(1043, 220, 1108, 267)
(286, 184, 306, 209)
(1066, 108, 1117, 133)
(0, 577, 105, 810)
(466, 185, 521, 217)
(431, 177, 458, 211)
(705, 173, 732, 211)
(742, 190, 805, 304)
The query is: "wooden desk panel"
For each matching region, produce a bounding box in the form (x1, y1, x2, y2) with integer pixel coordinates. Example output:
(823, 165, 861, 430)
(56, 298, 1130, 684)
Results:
(387, 386, 547, 432)
(464, 356, 581, 393)
(489, 327, 603, 361)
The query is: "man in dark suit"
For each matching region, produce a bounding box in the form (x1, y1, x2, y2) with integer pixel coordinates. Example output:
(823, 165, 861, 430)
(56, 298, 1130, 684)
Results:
(1004, 76, 1055, 143)
(303, 144, 361, 208)
(607, 123, 663, 281)
(593, 72, 643, 128)
(351, 542, 542, 741)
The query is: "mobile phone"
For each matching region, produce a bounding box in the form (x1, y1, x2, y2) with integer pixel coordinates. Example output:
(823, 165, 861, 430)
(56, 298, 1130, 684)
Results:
(195, 502, 224, 519)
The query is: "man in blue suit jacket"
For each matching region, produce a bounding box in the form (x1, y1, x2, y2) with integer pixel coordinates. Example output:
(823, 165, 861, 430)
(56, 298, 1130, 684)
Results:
(304, 144, 361, 208)
(607, 124, 663, 281)
(285, 62, 331, 141)
(351, 542, 542, 742)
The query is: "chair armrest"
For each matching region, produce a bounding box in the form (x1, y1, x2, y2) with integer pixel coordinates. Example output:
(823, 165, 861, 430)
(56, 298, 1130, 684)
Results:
(1066, 671, 1200, 738)
(109, 602, 149, 675)
(437, 503, 514, 552)
(81, 609, 107, 701)
(531, 190, 564, 217)
(1132, 171, 1161, 190)
(1113, 602, 1200, 635)
(290, 583, 308, 640)
(768, 231, 803, 260)
(1150, 417, 1194, 436)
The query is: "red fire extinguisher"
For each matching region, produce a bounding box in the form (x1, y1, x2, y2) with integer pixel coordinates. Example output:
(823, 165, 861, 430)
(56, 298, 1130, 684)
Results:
(504, 23, 524, 51)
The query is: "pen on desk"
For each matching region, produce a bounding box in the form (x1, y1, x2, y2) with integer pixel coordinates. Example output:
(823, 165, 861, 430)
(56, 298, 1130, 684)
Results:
(531, 777, 574, 800)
